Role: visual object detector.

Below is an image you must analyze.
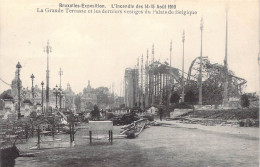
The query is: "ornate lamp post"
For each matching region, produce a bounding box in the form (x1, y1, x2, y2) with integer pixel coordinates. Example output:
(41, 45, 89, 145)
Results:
(16, 62, 22, 119)
(41, 81, 44, 113)
(58, 88, 63, 112)
(31, 74, 35, 105)
(53, 85, 58, 109)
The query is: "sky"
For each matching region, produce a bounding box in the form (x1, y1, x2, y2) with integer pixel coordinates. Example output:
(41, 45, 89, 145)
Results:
(0, 0, 259, 95)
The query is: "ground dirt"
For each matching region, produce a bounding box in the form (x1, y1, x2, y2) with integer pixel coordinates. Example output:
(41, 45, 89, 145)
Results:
(15, 123, 259, 167)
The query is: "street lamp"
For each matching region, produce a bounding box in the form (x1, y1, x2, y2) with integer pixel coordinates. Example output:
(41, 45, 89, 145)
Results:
(58, 88, 63, 112)
(16, 62, 22, 119)
(41, 81, 44, 113)
(53, 85, 58, 109)
(31, 74, 35, 105)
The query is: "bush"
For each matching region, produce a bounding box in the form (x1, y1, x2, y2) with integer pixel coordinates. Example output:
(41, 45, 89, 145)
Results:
(240, 94, 250, 108)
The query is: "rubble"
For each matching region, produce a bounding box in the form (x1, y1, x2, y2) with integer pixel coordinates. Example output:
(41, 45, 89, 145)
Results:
(111, 113, 139, 126)
(120, 119, 148, 139)
(172, 108, 259, 127)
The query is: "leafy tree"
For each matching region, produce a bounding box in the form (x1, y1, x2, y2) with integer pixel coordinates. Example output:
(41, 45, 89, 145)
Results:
(30, 111, 37, 120)
(90, 105, 100, 120)
(202, 78, 223, 105)
(0, 89, 12, 99)
(85, 102, 94, 111)
(170, 92, 180, 104)
(0, 91, 13, 100)
(240, 94, 250, 108)
(95, 87, 109, 105)
(185, 89, 198, 104)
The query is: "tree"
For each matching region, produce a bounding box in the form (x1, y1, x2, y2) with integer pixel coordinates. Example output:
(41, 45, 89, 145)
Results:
(185, 89, 197, 104)
(170, 92, 180, 104)
(90, 105, 100, 120)
(0, 92, 13, 100)
(0, 89, 12, 99)
(94, 87, 110, 105)
(240, 94, 250, 108)
(85, 102, 94, 111)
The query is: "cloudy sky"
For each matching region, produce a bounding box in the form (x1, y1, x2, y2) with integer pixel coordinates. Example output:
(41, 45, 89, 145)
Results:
(0, 0, 258, 95)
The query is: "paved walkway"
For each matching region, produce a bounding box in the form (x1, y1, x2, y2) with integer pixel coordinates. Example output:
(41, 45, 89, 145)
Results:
(157, 120, 259, 139)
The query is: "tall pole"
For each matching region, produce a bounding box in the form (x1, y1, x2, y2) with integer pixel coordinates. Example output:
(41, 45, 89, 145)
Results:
(258, 0, 260, 113)
(199, 17, 204, 106)
(223, 8, 229, 107)
(151, 44, 155, 105)
(16, 62, 22, 119)
(31, 74, 35, 105)
(182, 30, 185, 102)
(59, 88, 62, 112)
(44, 40, 52, 113)
(141, 54, 143, 109)
(146, 49, 149, 107)
(152, 44, 154, 63)
(137, 57, 140, 106)
(168, 41, 173, 106)
(170, 40, 172, 67)
(55, 85, 58, 109)
(59, 68, 63, 89)
(41, 81, 44, 113)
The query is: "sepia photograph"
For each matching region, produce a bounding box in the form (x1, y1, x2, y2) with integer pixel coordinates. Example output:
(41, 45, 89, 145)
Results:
(0, 0, 259, 166)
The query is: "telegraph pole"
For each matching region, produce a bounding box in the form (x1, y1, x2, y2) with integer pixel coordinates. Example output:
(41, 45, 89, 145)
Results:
(199, 17, 204, 106)
(223, 8, 229, 107)
(181, 30, 185, 102)
(44, 41, 52, 113)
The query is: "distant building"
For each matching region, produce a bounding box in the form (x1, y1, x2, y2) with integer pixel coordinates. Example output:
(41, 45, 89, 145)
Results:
(81, 80, 97, 112)
(64, 83, 76, 112)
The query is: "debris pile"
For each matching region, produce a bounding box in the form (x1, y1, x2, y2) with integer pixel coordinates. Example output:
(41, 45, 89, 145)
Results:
(111, 113, 139, 126)
(120, 119, 148, 139)
(173, 108, 259, 127)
